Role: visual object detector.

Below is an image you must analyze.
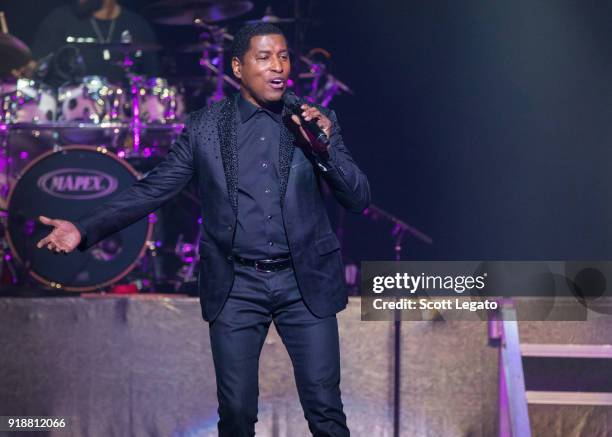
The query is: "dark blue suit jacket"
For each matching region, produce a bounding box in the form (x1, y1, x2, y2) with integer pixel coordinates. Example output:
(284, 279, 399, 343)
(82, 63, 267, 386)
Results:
(77, 94, 370, 321)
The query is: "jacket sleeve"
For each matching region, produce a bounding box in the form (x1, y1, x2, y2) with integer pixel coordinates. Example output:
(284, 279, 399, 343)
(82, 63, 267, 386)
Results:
(312, 109, 371, 213)
(75, 116, 196, 250)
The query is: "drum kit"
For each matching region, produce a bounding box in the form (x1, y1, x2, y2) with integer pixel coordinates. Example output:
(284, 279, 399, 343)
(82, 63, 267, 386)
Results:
(0, 1, 354, 294)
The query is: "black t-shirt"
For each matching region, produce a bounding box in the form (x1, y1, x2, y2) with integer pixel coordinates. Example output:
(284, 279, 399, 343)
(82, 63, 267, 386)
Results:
(31, 5, 160, 84)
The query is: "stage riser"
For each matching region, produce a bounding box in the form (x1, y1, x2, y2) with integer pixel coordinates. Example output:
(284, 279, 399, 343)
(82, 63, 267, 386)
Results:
(0, 297, 610, 436)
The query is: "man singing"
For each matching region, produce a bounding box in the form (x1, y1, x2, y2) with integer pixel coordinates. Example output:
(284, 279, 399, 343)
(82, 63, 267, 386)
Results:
(37, 23, 370, 436)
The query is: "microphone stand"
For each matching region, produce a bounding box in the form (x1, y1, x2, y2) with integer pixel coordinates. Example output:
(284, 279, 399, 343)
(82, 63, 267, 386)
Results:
(362, 203, 432, 437)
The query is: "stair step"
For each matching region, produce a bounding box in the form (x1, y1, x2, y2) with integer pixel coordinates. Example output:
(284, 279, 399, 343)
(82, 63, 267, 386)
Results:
(521, 343, 612, 358)
(526, 391, 612, 406)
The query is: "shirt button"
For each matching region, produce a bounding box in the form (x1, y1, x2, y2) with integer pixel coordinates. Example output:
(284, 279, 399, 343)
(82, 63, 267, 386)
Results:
(227, 225, 232, 231)
(268, 241, 274, 246)
(262, 162, 268, 168)
(260, 136, 265, 141)
(267, 215, 272, 220)
(264, 188, 271, 194)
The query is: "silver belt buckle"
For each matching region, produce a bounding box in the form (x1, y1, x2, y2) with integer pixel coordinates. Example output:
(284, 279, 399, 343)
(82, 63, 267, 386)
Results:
(255, 260, 274, 273)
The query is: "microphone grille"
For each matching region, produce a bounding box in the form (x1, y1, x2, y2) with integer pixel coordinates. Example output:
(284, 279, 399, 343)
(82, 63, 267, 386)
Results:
(282, 91, 300, 107)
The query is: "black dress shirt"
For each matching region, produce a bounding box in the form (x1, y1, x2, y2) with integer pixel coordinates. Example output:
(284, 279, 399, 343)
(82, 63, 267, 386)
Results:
(232, 94, 291, 259)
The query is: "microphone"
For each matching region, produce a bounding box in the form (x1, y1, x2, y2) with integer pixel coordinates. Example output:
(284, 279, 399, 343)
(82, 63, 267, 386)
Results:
(282, 91, 330, 147)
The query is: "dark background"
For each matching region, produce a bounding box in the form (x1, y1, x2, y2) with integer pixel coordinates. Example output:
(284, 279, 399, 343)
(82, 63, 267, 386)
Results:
(2, 0, 611, 262)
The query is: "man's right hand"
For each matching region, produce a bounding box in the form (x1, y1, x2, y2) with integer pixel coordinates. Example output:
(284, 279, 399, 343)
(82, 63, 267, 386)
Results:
(36, 216, 82, 254)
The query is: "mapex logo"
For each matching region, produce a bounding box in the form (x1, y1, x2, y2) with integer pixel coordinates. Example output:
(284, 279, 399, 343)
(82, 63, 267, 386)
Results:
(37, 168, 118, 200)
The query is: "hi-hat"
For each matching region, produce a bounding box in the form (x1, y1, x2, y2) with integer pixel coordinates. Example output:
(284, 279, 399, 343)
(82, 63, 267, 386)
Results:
(69, 39, 162, 53)
(145, 0, 253, 25)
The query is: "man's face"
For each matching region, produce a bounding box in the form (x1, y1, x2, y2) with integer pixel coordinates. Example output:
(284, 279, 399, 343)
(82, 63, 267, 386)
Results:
(232, 34, 290, 107)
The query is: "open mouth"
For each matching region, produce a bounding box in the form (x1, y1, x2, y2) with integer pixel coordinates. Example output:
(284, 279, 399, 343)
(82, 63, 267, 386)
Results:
(269, 78, 285, 90)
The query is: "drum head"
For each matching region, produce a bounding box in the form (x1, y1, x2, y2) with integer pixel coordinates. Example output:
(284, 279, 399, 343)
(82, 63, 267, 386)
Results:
(6, 146, 152, 291)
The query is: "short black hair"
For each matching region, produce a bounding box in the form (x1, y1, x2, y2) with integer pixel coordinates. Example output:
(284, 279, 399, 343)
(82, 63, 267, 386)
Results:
(230, 23, 286, 61)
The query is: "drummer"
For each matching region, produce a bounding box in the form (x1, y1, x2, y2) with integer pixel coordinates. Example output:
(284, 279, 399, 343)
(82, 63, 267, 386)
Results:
(30, 0, 160, 83)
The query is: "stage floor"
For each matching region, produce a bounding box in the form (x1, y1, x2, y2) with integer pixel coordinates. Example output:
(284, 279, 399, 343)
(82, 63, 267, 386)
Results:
(0, 295, 610, 436)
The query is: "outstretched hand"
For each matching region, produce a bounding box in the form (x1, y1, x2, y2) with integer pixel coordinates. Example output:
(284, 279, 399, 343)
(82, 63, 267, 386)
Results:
(36, 216, 82, 254)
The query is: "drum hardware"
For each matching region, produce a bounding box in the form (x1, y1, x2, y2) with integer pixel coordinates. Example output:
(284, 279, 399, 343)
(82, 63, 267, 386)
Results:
(198, 58, 240, 92)
(128, 74, 143, 154)
(0, 122, 17, 286)
(190, 21, 353, 107)
(362, 204, 433, 247)
(67, 35, 172, 153)
(296, 49, 354, 107)
(145, 0, 254, 26)
(0, 119, 11, 201)
(0, 1, 356, 293)
(5, 146, 153, 291)
(34, 44, 86, 88)
(0, 216, 19, 287)
(245, 6, 297, 25)
(68, 36, 163, 55)
(173, 229, 200, 291)
(189, 24, 234, 103)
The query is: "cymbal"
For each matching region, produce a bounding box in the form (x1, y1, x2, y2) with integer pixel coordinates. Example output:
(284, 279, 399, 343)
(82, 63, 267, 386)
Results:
(146, 0, 253, 25)
(245, 14, 296, 25)
(68, 39, 162, 52)
(0, 33, 32, 76)
(245, 6, 306, 25)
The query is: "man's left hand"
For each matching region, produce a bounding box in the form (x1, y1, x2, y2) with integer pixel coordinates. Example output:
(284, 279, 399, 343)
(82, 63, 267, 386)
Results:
(290, 104, 332, 154)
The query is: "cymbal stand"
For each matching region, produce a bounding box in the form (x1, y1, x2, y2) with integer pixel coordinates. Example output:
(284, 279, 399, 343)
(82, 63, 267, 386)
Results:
(0, 109, 16, 285)
(199, 58, 240, 92)
(299, 53, 354, 107)
(174, 221, 202, 291)
(117, 33, 143, 156)
(297, 59, 325, 103)
(198, 25, 229, 104)
(361, 203, 433, 437)
(0, 214, 18, 287)
(195, 25, 240, 100)
(128, 73, 143, 156)
(0, 87, 15, 200)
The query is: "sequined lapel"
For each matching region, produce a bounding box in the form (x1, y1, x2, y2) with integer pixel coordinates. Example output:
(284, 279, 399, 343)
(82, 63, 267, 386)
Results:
(279, 107, 297, 205)
(218, 95, 239, 215)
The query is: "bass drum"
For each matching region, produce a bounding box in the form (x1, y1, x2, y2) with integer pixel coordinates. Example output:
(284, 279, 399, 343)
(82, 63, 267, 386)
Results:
(6, 146, 152, 291)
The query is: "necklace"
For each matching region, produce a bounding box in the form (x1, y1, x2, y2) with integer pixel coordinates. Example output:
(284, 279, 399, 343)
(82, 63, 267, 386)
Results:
(90, 16, 117, 61)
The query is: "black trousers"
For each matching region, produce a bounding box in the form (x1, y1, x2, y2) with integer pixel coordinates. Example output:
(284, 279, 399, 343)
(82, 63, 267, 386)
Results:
(209, 262, 350, 436)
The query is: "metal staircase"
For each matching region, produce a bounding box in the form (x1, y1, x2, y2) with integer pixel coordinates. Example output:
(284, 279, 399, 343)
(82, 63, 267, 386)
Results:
(488, 300, 612, 437)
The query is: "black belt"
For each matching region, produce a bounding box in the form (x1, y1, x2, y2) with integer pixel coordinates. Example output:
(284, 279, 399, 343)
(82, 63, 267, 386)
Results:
(233, 254, 292, 272)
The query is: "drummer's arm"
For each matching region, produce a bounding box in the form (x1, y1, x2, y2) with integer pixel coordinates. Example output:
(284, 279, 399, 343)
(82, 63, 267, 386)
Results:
(74, 116, 196, 250)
